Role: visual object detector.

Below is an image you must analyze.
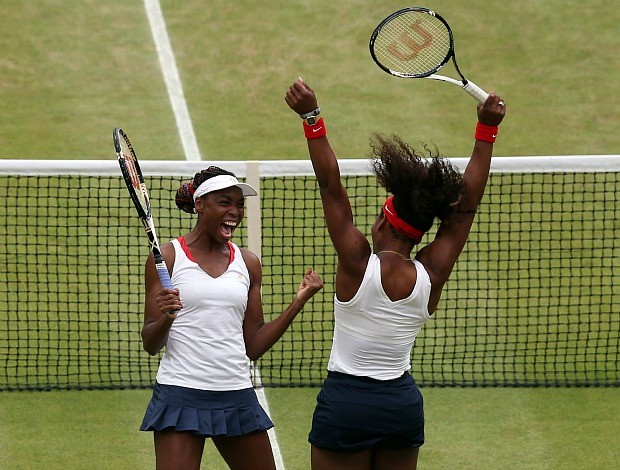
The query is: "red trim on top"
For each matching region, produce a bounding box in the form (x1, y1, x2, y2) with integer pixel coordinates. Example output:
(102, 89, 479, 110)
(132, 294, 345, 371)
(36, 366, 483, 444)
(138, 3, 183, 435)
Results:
(227, 241, 235, 264)
(177, 237, 235, 265)
(177, 237, 196, 262)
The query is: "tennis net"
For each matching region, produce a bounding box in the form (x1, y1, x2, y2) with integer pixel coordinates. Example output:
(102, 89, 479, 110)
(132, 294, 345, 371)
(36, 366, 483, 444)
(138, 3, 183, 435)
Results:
(1, 156, 618, 390)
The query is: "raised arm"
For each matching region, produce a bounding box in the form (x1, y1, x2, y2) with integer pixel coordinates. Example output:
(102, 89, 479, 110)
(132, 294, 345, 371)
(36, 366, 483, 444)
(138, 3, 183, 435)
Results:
(417, 93, 506, 310)
(285, 79, 370, 283)
(241, 249, 323, 360)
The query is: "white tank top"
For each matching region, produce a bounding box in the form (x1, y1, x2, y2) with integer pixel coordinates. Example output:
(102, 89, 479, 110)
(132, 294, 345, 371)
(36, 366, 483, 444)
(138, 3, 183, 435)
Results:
(156, 238, 252, 391)
(328, 254, 432, 380)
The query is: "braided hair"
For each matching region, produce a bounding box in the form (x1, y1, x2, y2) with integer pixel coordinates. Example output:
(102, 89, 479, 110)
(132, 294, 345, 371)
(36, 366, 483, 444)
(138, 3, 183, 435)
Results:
(175, 166, 236, 214)
(370, 133, 464, 236)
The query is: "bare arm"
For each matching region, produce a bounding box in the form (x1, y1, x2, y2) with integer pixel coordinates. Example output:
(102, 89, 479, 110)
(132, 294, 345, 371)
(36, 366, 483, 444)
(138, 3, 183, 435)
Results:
(417, 93, 506, 311)
(242, 249, 323, 360)
(285, 79, 370, 296)
(140, 243, 183, 355)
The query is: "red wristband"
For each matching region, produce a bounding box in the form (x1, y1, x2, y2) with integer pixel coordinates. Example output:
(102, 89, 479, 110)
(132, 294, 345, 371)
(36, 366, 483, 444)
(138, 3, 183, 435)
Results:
(475, 122, 499, 143)
(303, 118, 326, 139)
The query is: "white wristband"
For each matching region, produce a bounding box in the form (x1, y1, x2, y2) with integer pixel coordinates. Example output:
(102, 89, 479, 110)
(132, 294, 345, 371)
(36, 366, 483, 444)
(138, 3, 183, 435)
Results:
(300, 107, 320, 119)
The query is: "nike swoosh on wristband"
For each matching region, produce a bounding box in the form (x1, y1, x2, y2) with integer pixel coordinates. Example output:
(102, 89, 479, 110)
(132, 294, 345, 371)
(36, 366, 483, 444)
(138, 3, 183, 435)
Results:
(312, 127, 324, 133)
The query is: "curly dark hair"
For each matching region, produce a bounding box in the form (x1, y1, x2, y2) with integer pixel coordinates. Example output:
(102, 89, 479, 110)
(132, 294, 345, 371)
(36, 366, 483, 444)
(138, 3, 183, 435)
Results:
(370, 133, 464, 235)
(175, 166, 236, 214)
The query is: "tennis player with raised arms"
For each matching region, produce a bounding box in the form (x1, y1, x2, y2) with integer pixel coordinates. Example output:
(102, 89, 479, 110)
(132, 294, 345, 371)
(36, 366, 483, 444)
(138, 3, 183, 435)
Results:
(285, 76, 505, 469)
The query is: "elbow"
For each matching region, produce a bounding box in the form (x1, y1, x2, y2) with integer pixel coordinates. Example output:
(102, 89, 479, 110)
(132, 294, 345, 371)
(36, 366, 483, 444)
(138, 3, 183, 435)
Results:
(142, 340, 160, 356)
(143, 345, 160, 356)
(246, 349, 263, 362)
(141, 330, 162, 356)
(245, 341, 267, 361)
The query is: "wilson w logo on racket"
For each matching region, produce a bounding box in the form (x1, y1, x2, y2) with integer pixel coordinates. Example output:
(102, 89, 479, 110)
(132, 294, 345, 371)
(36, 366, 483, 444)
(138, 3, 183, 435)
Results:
(386, 19, 434, 61)
(370, 7, 489, 103)
(113, 128, 175, 293)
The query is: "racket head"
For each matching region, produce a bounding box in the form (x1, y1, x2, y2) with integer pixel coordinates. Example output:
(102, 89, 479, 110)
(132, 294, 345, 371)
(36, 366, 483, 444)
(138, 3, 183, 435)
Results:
(114, 128, 151, 220)
(369, 7, 454, 78)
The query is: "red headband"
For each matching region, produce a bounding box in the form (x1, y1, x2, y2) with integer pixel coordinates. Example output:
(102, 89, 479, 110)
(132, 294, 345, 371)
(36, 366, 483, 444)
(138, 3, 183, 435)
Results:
(382, 196, 425, 241)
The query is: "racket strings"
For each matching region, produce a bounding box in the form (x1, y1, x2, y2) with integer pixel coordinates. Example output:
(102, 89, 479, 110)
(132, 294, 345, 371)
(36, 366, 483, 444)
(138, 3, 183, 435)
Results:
(120, 142, 150, 212)
(373, 13, 451, 76)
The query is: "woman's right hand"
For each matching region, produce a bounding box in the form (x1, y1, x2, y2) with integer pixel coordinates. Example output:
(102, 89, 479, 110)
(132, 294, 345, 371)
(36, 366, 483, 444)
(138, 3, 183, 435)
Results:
(157, 288, 183, 319)
(285, 78, 319, 116)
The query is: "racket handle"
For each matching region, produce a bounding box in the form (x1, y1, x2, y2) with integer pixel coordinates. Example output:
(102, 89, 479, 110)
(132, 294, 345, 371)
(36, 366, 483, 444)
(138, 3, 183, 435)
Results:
(152, 249, 179, 317)
(155, 259, 174, 290)
(154, 256, 179, 316)
(153, 251, 174, 290)
(462, 80, 489, 104)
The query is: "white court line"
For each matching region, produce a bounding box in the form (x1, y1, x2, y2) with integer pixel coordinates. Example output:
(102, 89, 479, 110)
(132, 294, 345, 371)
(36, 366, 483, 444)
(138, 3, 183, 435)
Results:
(142, 3, 284, 466)
(143, 0, 202, 161)
(254, 366, 286, 470)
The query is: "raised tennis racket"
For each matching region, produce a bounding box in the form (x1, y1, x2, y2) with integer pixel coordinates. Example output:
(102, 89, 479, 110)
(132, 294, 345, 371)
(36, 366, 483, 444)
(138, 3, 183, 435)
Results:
(370, 7, 488, 103)
(114, 128, 174, 292)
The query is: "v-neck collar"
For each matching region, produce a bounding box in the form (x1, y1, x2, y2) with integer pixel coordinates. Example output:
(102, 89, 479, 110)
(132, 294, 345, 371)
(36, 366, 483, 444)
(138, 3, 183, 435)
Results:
(177, 237, 235, 265)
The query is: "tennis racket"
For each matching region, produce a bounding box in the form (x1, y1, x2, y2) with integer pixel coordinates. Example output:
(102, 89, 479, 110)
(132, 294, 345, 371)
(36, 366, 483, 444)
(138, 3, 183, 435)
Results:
(113, 128, 175, 293)
(369, 7, 488, 103)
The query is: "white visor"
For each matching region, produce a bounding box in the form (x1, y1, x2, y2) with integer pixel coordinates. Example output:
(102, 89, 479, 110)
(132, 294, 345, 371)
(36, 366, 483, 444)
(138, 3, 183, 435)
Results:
(193, 174, 258, 201)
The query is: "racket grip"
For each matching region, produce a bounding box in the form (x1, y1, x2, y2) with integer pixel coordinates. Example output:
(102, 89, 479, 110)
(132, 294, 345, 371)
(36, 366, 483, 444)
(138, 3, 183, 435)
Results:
(463, 81, 489, 104)
(154, 257, 179, 317)
(155, 260, 174, 290)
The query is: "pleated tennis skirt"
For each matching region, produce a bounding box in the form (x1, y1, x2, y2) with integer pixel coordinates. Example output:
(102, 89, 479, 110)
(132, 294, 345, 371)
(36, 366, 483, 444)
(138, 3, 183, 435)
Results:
(140, 382, 274, 437)
(309, 371, 424, 453)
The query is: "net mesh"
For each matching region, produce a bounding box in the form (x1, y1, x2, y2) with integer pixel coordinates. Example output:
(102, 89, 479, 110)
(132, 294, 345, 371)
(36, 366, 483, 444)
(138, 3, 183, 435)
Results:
(1, 157, 618, 391)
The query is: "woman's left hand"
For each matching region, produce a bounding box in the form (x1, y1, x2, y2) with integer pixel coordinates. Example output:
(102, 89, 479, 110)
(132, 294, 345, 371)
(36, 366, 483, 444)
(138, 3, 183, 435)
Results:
(296, 268, 324, 302)
(477, 92, 506, 127)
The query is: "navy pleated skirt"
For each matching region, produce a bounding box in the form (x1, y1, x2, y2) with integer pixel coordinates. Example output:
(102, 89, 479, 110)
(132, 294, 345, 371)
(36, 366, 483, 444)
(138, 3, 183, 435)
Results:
(140, 382, 274, 437)
(309, 371, 424, 453)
